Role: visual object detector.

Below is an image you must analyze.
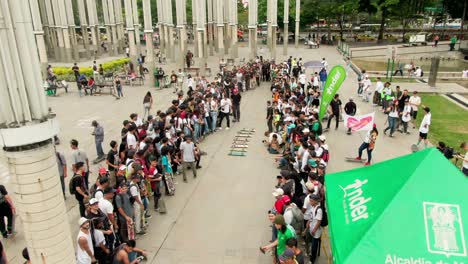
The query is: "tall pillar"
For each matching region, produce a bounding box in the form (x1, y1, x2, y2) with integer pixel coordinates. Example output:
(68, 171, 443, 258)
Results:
(64, 0, 79, 60)
(38, 0, 56, 59)
(295, 0, 300, 49)
(248, 0, 258, 59)
(107, 0, 119, 55)
(230, 0, 238, 58)
(267, 0, 272, 49)
(165, 0, 175, 62)
(0, 1, 75, 263)
(114, 0, 125, 53)
(196, 0, 206, 75)
(77, 0, 90, 59)
(29, 0, 48, 77)
(102, 0, 112, 54)
(207, 0, 214, 56)
(132, 0, 141, 55)
(271, 0, 278, 60)
(55, 0, 73, 61)
(215, 0, 224, 55)
(192, 0, 198, 57)
(156, 0, 164, 56)
(176, 0, 187, 68)
(86, 0, 99, 57)
(124, 0, 137, 58)
(283, 0, 289, 56)
(142, 0, 154, 64)
(224, 0, 230, 55)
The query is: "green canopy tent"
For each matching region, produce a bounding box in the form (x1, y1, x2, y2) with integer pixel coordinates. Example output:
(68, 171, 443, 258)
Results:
(325, 148, 467, 264)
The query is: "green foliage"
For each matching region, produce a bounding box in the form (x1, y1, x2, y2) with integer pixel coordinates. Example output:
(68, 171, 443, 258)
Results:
(53, 58, 130, 81)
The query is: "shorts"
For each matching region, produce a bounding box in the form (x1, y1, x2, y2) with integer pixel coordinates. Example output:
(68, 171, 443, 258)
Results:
(412, 110, 418, 119)
(419, 132, 428, 139)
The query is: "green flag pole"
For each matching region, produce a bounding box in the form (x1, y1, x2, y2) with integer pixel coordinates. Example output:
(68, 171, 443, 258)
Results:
(319, 65, 347, 121)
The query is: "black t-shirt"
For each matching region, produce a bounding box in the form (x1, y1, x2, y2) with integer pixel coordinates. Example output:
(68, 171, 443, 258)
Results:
(331, 99, 341, 114)
(0, 185, 10, 210)
(121, 128, 128, 143)
(231, 94, 241, 105)
(72, 174, 87, 201)
(267, 106, 273, 120)
(107, 149, 118, 171)
(398, 95, 410, 111)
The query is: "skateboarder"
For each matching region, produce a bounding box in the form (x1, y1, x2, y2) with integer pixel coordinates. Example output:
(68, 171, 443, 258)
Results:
(355, 126, 378, 166)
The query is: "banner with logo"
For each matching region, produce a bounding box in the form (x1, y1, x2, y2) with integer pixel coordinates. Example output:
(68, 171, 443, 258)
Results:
(343, 112, 375, 132)
(319, 65, 346, 121)
(325, 149, 467, 263)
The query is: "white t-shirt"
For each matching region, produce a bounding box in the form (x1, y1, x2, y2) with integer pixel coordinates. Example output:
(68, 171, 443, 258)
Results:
(409, 95, 421, 111)
(93, 229, 106, 247)
(302, 194, 314, 221)
(220, 98, 232, 113)
(94, 187, 104, 201)
(130, 183, 140, 199)
(187, 78, 194, 88)
(299, 74, 307, 85)
(180, 141, 196, 162)
(419, 113, 431, 133)
(76, 230, 94, 264)
(127, 133, 137, 149)
(362, 79, 372, 91)
(98, 199, 114, 216)
(463, 152, 468, 169)
(414, 68, 422, 77)
(402, 105, 412, 122)
(376, 81, 384, 93)
(312, 76, 319, 86)
(284, 207, 294, 226)
(309, 204, 323, 239)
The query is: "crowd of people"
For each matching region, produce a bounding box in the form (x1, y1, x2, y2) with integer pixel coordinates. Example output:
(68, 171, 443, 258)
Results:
(260, 57, 332, 264)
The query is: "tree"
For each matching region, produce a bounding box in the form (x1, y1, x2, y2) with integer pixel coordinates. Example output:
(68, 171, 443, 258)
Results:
(359, 0, 399, 42)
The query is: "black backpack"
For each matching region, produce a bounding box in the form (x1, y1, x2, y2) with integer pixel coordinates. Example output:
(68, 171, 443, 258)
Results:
(315, 203, 329, 227)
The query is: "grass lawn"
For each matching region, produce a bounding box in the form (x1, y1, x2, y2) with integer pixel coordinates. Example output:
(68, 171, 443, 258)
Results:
(369, 77, 418, 83)
(417, 94, 468, 160)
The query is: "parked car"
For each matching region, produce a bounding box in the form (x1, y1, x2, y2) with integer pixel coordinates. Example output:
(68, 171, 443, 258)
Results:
(384, 34, 398, 41)
(356, 34, 375, 41)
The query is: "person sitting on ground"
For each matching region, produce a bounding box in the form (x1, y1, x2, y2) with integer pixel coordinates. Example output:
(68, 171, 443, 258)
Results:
(113, 240, 147, 264)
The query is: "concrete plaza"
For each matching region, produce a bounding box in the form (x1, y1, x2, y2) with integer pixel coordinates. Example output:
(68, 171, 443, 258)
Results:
(0, 42, 457, 263)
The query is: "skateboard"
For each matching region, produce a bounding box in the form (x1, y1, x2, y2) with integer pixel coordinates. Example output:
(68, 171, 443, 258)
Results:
(230, 148, 247, 152)
(233, 138, 249, 143)
(411, 144, 419, 153)
(93, 156, 106, 164)
(164, 173, 176, 195)
(228, 151, 247, 156)
(345, 157, 366, 163)
(241, 128, 256, 132)
(232, 144, 248, 148)
(235, 135, 252, 138)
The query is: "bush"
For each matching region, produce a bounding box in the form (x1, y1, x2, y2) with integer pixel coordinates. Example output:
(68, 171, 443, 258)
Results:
(53, 58, 130, 80)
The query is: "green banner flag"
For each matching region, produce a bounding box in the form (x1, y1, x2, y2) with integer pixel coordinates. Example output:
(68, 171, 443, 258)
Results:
(319, 65, 346, 121)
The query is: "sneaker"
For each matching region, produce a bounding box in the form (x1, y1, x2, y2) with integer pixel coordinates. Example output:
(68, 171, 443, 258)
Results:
(154, 207, 160, 212)
(355, 157, 362, 161)
(145, 214, 152, 219)
(232, 120, 237, 122)
(364, 162, 371, 166)
(226, 127, 230, 130)
(2, 233, 7, 238)
(136, 231, 147, 235)
(196, 166, 202, 169)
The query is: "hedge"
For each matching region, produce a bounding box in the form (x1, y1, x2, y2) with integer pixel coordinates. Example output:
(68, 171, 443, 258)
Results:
(53, 58, 130, 81)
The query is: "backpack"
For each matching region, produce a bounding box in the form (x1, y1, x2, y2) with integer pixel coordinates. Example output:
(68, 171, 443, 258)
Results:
(69, 173, 82, 195)
(128, 183, 139, 204)
(315, 203, 328, 227)
(321, 147, 330, 163)
(290, 203, 304, 233)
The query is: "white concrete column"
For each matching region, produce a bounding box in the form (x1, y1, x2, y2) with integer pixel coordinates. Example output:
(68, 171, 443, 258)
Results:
(114, 0, 125, 51)
(77, 0, 90, 58)
(55, 0, 73, 61)
(224, 0, 230, 54)
(0, 2, 75, 262)
(295, 0, 300, 49)
(267, 0, 272, 49)
(176, 0, 187, 68)
(283, 0, 289, 56)
(107, 0, 119, 55)
(48, 0, 64, 61)
(248, 0, 258, 59)
(229, 0, 238, 58)
(165, 0, 175, 62)
(142, 0, 154, 64)
(215, 0, 224, 54)
(156, 0, 164, 55)
(86, 0, 99, 56)
(206, 0, 214, 56)
(29, 0, 48, 77)
(102, 0, 112, 53)
(124, 0, 137, 57)
(64, 0, 79, 60)
(191, 0, 198, 57)
(132, 0, 141, 55)
(38, 0, 56, 59)
(271, 0, 278, 60)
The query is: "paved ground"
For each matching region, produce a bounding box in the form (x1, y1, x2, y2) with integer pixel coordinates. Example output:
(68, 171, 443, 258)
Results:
(0, 42, 454, 263)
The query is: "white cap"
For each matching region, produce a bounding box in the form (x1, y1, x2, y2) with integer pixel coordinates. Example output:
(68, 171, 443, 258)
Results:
(79, 217, 89, 227)
(119, 165, 127, 171)
(89, 198, 99, 205)
(303, 128, 310, 133)
(272, 188, 284, 197)
(318, 135, 326, 142)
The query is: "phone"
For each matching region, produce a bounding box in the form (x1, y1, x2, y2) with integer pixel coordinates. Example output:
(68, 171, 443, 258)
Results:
(136, 256, 145, 261)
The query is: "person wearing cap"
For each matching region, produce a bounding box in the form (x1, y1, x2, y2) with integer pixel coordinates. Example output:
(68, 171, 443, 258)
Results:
(91, 120, 105, 162)
(76, 217, 96, 264)
(306, 194, 323, 264)
(70, 139, 90, 189)
(260, 215, 295, 261)
(99, 187, 118, 232)
(279, 248, 298, 264)
(416, 106, 431, 149)
(273, 188, 289, 215)
(344, 98, 357, 134)
(286, 238, 305, 264)
(106, 140, 120, 187)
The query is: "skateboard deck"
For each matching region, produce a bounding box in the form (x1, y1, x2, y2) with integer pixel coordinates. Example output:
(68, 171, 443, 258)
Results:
(411, 144, 419, 152)
(228, 152, 247, 156)
(230, 148, 247, 152)
(164, 173, 176, 195)
(241, 128, 256, 132)
(232, 144, 248, 148)
(235, 135, 252, 138)
(345, 157, 365, 163)
(233, 139, 249, 142)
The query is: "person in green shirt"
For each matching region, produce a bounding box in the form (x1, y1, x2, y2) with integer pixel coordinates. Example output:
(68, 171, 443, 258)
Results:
(260, 215, 295, 261)
(450, 36, 457, 51)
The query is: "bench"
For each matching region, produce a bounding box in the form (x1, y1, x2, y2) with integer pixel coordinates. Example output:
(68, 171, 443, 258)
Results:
(95, 82, 115, 95)
(227, 58, 235, 65)
(184, 67, 200, 75)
